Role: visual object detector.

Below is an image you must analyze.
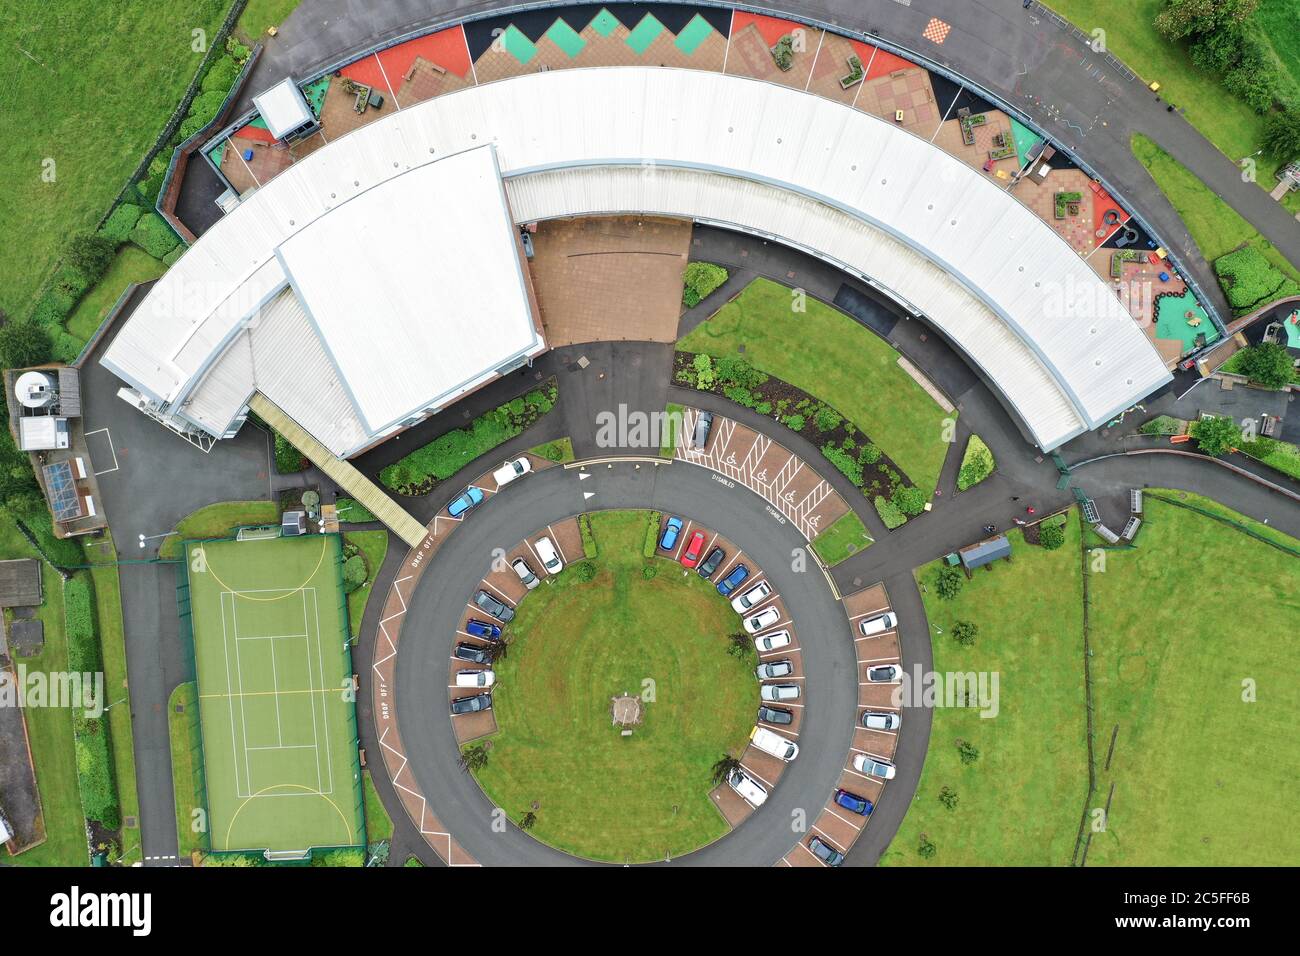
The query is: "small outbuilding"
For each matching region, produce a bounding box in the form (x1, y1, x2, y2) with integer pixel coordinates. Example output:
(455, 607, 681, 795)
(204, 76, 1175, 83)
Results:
(0, 559, 43, 609)
(958, 535, 1011, 571)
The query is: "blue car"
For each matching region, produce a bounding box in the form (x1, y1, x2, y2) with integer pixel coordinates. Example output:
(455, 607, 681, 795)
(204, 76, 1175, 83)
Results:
(716, 564, 749, 597)
(447, 486, 484, 518)
(659, 516, 683, 551)
(834, 788, 874, 816)
(465, 618, 501, 641)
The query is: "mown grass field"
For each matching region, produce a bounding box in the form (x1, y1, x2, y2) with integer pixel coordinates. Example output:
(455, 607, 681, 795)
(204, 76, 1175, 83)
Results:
(1084, 491, 1299, 866)
(810, 510, 873, 566)
(167, 681, 205, 858)
(883, 512, 1087, 866)
(343, 530, 388, 640)
(65, 246, 166, 347)
(678, 278, 951, 494)
(0, 0, 227, 317)
(471, 510, 756, 863)
(159, 500, 278, 560)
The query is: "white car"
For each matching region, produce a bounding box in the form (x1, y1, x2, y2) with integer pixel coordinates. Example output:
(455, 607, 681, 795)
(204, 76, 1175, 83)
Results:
(731, 581, 772, 614)
(743, 606, 781, 634)
(511, 558, 539, 590)
(750, 726, 799, 762)
(754, 629, 791, 653)
(760, 683, 800, 702)
(727, 768, 768, 807)
(493, 457, 532, 487)
(866, 663, 901, 683)
(455, 669, 496, 688)
(534, 536, 563, 575)
(861, 711, 902, 731)
(755, 659, 793, 680)
(858, 611, 897, 636)
(853, 754, 897, 780)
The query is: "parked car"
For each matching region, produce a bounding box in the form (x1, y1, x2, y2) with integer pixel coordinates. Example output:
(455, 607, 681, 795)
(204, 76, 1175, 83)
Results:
(659, 516, 684, 551)
(760, 683, 800, 702)
(691, 410, 714, 450)
(750, 725, 799, 761)
(450, 693, 492, 715)
(464, 619, 501, 641)
(755, 659, 794, 680)
(754, 629, 792, 653)
(492, 457, 532, 487)
(697, 547, 726, 578)
(455, 669, 496, 688)
(473, 589, 515, 623)
(453, 642, 491, 664)
(858, 611, 897, 637)
(679, 531, 706, 568)
(716, 564, 749, 597)
(866, 663, 901, 683)
(743, 606, 781, 634)
(730, 580, 772, 613)
(807, 835, 845, 866)
(534, 536, 563, 575)
(852, 754, 897, 780)
(861, 711, 902, 731)
(757, 705, 794, 726)
(834, 789, 873, 816)
(727, 768, 767, 808)
(511, 558, 539, 590)
(447, 486, 485, 518)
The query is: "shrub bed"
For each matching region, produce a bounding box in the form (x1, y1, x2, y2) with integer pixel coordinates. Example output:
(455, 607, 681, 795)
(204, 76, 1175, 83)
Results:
(379, 379, 558, 495)
(673, 351, 925, 527)
(1238, 435, 1300, 481)
(1214, 246, 1300, 315)
(1138, 414, 1189, 436)
(956, 435, 995, 491)
(274, 433, 308, 474)
(681, 262, 729, 307)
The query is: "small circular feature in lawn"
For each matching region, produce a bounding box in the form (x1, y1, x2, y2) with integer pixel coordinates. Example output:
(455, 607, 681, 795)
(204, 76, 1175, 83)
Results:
(469, 510, 758, 863)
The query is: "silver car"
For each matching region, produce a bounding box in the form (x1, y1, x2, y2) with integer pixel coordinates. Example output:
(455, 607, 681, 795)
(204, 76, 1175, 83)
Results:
(760, 683, 800, 702)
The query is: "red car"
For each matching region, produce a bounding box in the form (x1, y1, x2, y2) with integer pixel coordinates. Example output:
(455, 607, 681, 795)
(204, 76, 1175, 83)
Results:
(679, 531, 706, 568)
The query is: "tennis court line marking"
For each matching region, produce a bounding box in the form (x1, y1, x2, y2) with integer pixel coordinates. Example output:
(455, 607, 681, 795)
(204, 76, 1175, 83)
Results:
(311, 586, 335, 795)
(219, 593, 244, 797)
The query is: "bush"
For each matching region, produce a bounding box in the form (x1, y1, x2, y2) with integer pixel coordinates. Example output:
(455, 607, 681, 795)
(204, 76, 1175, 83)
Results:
(1190, 415, 1241, 457)
(576, 561, 597, 583)
(682, 262, 729, 306)
(715, 355, 766, 389)
(957, 741, 980, 764)
(226, 36, 251, 63)
(74, 719, 121, 829)
(952, 620, 978, 647)
(201, 55, 241, 95)
(917, 836, 937, 859)
(273, 433, 307, 474)
(64, 234, 117, 281)
(1138, 415, 1186, 436)
(820, 444, 863, 486)
(858, 443, 881, 465)
(579, 513, 597, 558)
(1262, 108, 1300, 160)
(781, 413, 805, 432)
(692, 353, 715, 390)
(891, 485, 927, 517)
(1214, 245, 1300, 314)
(99, 203, 144, 243)
(813, 406, 842, 433)
(935, 565, 963, 600)
(64, 576, 103, 673)
(312, 848, 365, 867)
(956, 435, 995, 491)
(130, 212, 180, 258)
(342, 554, 368, 593)
(1235, 342, 1294, 389)
(180, 88, 229, 140)
(1039, 521, 1065, 551)
(641, 512, 661, 558)
(771, 34, 795, 71)
(938, 787, 959, 811)
(874, 495, 907, 530)
(0, 321, 54, 369)
(722, 385, 757, 408)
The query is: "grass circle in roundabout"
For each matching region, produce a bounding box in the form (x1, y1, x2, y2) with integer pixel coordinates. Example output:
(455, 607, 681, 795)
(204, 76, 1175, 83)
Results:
(469, 510, 758, 863)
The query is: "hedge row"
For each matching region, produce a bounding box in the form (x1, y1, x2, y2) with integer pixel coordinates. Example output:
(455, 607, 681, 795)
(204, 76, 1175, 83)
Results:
(64, 574, 122, 832)
(682, 262, 729, 307)
(1213, 246, 1300, 316)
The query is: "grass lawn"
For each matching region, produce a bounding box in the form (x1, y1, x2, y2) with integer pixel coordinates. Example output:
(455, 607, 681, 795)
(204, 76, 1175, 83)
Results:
(1084, 491, 1299, 866)
(362, 770, 394, 843)
(528, 436, 575, 464)
(0, 0, 227, 317)
(159, 500, 278, 560)
(471, 510, 756, 863)
(344, 530, 389, 639)
(1132, 134, 1300, 290)
(883, 511, 1087, 866)
(236, 0, 302, 42)
(678, 278, 950, 494)
(1048, 1, 1286, 188)
(167, 681, 206, 859)
(810, 510, 873, 565)
(81, 533, 141, 865)
(64, 247, 166, 349)
(0, 512, 85, 866)
(662, 403, 684, 458)
(334, 497, 378, 524)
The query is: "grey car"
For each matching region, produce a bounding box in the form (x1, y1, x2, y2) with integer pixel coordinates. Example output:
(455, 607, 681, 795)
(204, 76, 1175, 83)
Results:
(756, 659, 794, 680)
(450, 693, 492, 715)
(474, 589, 515, 623)
(691, 410, 714, 450)
(758, 705, 794, 726)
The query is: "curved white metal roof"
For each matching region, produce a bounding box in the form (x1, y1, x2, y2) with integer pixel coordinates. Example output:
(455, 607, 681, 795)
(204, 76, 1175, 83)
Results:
(104, 67, 1169, 452)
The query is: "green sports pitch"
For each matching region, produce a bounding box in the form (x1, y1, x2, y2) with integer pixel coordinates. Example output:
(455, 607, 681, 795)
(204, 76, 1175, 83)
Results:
(184, 533, 365, 854)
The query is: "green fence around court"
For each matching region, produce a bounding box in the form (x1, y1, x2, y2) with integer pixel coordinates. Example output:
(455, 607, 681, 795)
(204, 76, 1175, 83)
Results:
(1144, 493, 1300, 558)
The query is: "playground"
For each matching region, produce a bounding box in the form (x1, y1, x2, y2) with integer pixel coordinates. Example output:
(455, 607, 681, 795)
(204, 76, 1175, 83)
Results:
(182, 533, 365, 855)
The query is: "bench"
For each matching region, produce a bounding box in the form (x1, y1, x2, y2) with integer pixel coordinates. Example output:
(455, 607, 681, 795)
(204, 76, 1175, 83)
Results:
(1121, 516, 1142, 541)
(1080, 498, 1100, 524)
(1093, 523, 1120, 544)
(1130, 488, 1143, 514)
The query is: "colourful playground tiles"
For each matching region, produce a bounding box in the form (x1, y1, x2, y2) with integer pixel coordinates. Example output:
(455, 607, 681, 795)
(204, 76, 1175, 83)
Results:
(625, 13, 666, 55)
(1156, 289, 1216, 353)
(343, 26, 474, 96)
(546, 17, 586, 57)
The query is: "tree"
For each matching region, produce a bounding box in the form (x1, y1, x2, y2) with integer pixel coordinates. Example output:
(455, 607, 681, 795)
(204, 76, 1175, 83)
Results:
(727, 631, 751, 658)
(1237, 342, 1294, 389)
(1190, 415, 1241, 456)
(1039, 521, 1066, 551)
(938, 787, 959, 811)
(935, 565, 964, 600)
(64, 234, 116, 280)
(0, 320, 54, 371)
(710, 755, 742, 786)
(485, 639, 510, 665)
(458, 744, 489, 774)
(951, 621, 978, 647)
(917, 834, 937, 859)
(1155, 0, 1258, 40)
(957, 740, 980, 765)
(1262, 109, 1300, 161)
(518, 811, 537, 831)
(891, 485, 927, 517)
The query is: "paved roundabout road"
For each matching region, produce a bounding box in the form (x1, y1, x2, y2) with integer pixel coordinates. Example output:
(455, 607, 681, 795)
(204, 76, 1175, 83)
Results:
(394, 459, 862, 865)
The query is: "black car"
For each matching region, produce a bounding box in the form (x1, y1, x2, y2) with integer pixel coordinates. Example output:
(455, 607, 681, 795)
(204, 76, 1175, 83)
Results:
(808, 835, 845, 866)
(697, 546, 726, 578)
(450, 693, 492, 715)
(691, 410, 714, 450)
(454, 642, 491, 664)
(474, 589, 515, 623)
(758, 705, 794, 726)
